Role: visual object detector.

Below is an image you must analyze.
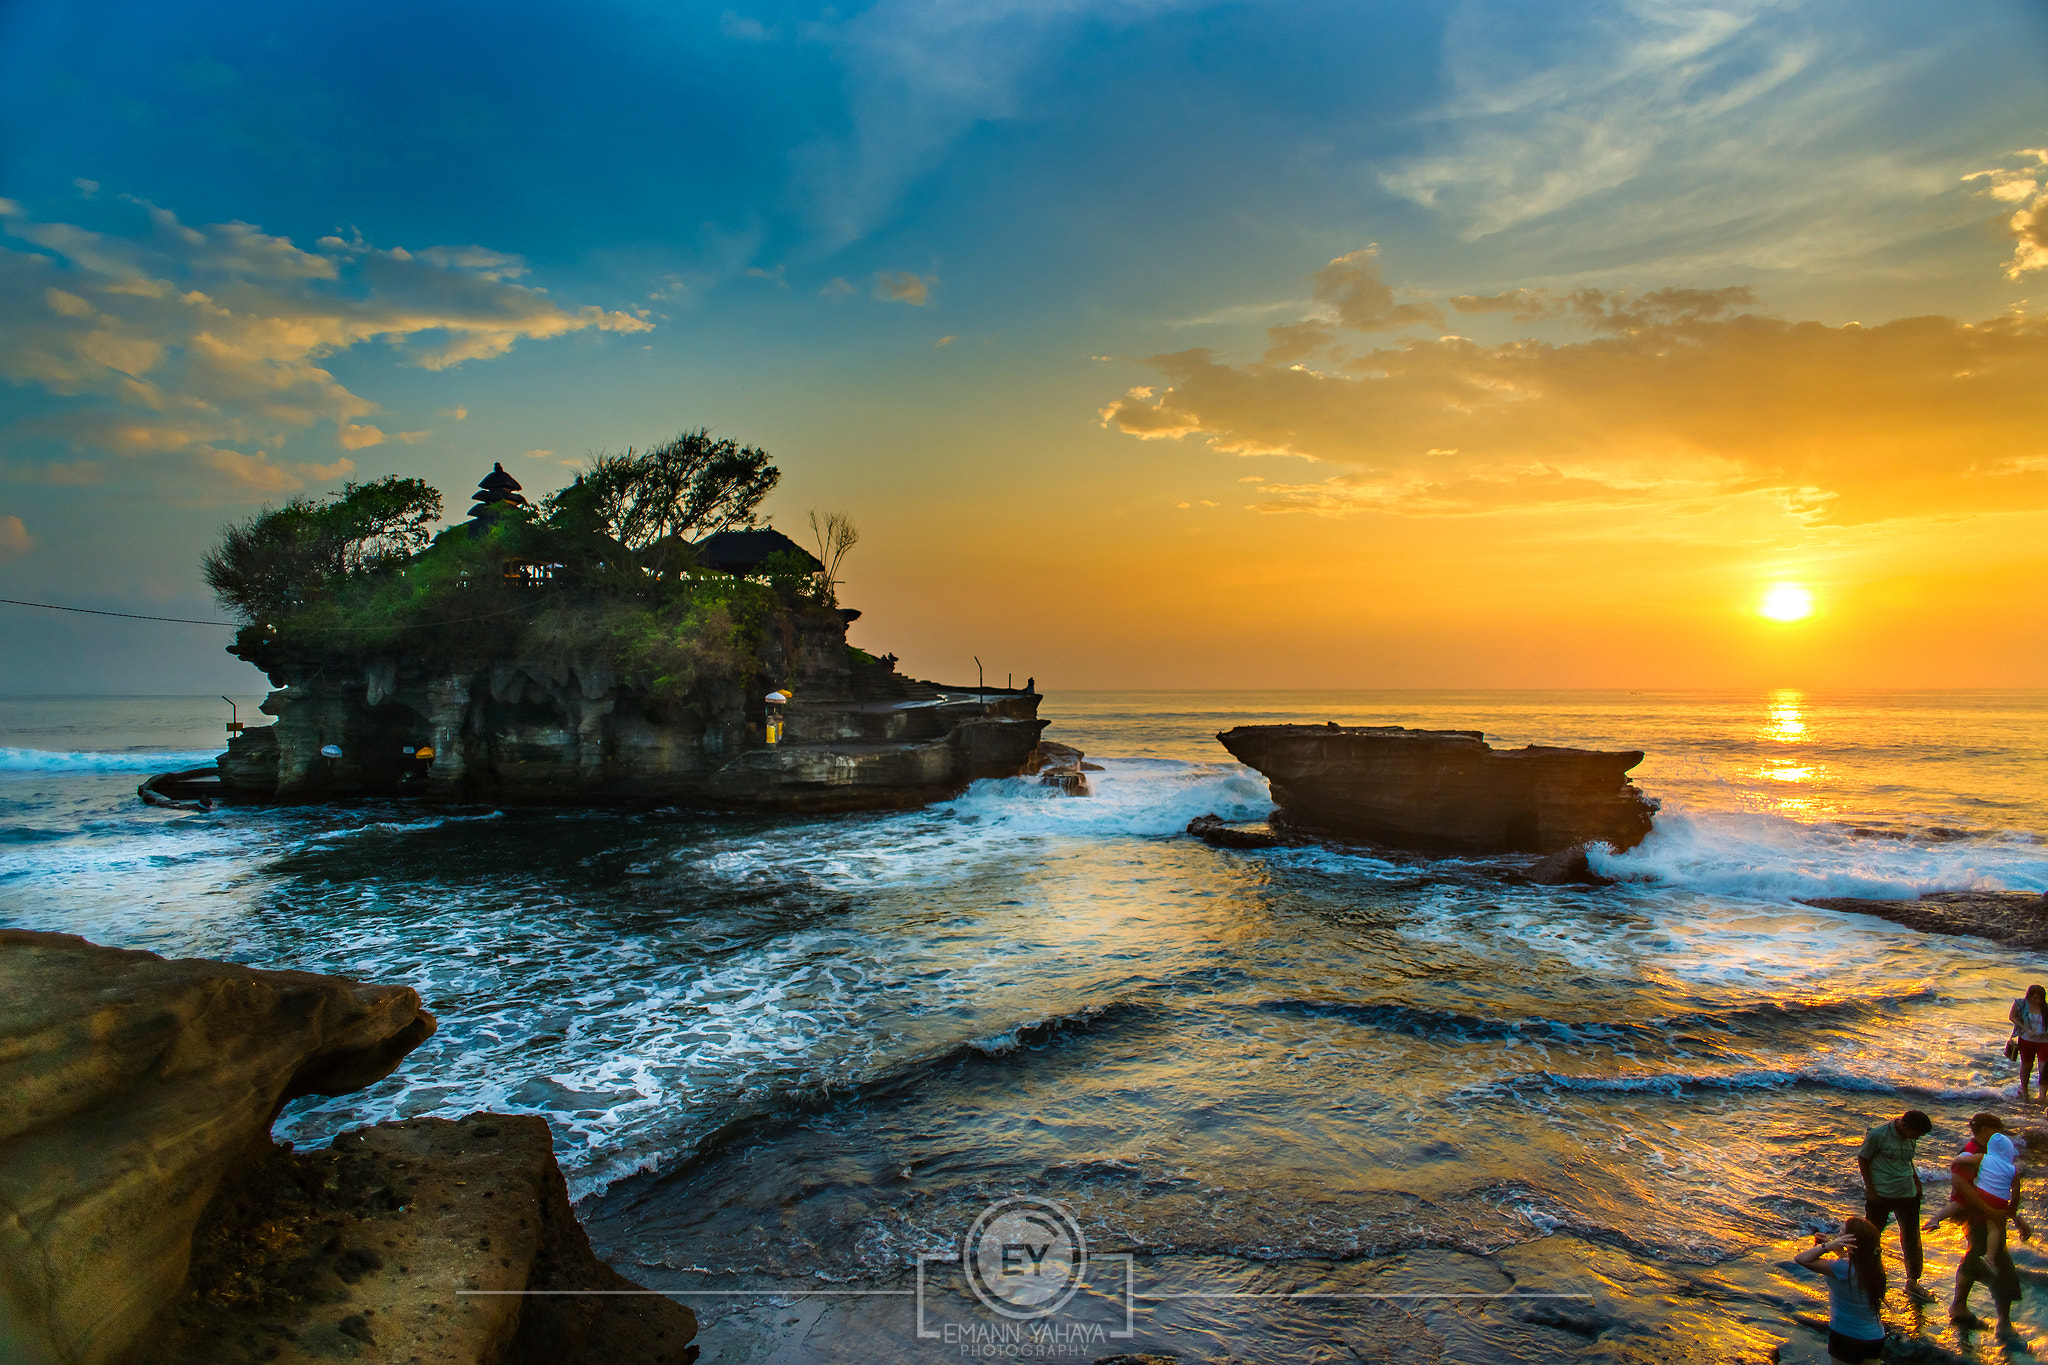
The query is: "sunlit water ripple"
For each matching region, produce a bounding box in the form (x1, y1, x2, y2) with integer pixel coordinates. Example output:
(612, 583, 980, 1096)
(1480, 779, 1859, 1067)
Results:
(4, 690, 2046, 1362)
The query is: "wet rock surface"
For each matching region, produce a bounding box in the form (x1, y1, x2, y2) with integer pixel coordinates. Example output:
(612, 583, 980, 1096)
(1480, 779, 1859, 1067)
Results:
(0, 930, 435, 1365)
(1215, 725, 1657, 854)
(130, 1114, 697, 1365)
(1799, 891, 2048, 947)
(1524, 843, 1617, 887)
(1186, 814, 1293, 849)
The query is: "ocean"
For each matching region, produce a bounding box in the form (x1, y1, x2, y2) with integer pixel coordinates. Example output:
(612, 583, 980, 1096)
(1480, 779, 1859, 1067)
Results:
(4, 689, 2046, 1363)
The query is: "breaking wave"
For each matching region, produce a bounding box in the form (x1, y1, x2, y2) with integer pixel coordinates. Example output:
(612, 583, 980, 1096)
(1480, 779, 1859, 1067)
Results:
(0, 746, 222, 773)
(1590, 802, 2048, 900)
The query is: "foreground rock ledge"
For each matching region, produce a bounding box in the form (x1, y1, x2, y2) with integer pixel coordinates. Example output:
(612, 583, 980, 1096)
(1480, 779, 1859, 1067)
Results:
(1, 930, 436, 1365)
(130, 1113, 697, 1365)
(0, 932, 694, 1365)
(1215, 725, 1657, 854)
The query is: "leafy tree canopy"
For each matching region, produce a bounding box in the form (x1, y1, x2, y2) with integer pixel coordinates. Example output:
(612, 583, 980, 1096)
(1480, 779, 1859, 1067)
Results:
(557, 429, 781, 563)
(204, 476, 441, 621)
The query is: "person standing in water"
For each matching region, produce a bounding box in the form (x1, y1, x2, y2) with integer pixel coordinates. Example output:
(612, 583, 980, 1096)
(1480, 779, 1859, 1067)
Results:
(1938, 1113, 2026, 1338)
(2011, 984, 2048, 1098)
(1858, 1109, 1933, 1299)
(1792, 1217, 1888, 1363)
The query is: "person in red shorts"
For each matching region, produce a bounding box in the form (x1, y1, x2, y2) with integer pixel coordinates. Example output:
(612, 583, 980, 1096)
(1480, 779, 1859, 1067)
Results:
(2012, 984, 2048, 1098)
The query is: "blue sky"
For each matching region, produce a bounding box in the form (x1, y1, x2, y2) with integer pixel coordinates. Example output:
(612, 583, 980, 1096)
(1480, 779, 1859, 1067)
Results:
(2, 0, 2045, 690)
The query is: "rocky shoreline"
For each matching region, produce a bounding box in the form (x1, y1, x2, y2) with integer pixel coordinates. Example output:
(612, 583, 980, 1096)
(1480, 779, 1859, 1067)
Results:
(1800, 890, 2048, 947)
(0, 931, 695, 1365)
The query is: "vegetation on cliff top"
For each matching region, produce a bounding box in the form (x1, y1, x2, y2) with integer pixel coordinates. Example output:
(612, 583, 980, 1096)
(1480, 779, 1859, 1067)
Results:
(206, 430, 852, 700)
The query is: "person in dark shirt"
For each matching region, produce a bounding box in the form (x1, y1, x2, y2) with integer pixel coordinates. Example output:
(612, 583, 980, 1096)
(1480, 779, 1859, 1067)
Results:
(1858, 1109, 1933, 1299)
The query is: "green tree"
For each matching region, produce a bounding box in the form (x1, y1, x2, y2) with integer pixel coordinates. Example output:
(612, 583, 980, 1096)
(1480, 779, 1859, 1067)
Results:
(573, 429, 780, 569)
(203, 476, 442, 621)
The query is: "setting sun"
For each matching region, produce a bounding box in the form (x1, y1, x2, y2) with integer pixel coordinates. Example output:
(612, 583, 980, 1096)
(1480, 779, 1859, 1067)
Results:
(1759, 584, 1815, 621)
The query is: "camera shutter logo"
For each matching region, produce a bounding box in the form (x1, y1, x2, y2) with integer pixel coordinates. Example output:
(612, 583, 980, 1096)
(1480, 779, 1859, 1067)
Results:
(963, 1197, 1087, 1320)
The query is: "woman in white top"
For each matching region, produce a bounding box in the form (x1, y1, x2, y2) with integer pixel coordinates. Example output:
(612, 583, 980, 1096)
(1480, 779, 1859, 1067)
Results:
(2011, 984, 2048, 1097)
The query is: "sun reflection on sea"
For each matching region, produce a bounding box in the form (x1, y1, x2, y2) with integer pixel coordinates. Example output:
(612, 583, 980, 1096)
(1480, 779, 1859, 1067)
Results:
(1764, 689, 1807, 743)
(1752, 690, 1830, 815)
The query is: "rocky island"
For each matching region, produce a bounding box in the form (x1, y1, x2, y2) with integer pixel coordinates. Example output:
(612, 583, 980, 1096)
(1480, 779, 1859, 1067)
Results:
(1216, 723, 1658, 853)
(167, 431, 1044, 811)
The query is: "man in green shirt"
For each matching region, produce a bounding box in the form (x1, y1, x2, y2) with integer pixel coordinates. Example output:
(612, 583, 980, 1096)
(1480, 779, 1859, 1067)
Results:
(1859, 1109, 1934, 1295)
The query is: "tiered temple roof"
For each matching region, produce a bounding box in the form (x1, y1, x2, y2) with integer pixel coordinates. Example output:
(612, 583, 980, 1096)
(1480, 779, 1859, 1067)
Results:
(467, 463, 528, 526)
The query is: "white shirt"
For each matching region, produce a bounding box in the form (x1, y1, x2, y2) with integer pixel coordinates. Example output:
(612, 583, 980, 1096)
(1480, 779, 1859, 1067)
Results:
(1978, 1132, 2018, 1201)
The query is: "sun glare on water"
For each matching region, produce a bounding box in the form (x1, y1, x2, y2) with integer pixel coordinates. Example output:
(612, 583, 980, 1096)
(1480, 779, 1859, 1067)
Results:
(1758, 584, 1815, 621)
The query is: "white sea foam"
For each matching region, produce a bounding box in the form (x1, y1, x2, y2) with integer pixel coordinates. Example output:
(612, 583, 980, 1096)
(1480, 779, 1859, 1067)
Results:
(1590, 802, 2048, 901)
(0, 746, 222, 773)
(685, 758, 1274, 892)
(943, 758, 1273, 838)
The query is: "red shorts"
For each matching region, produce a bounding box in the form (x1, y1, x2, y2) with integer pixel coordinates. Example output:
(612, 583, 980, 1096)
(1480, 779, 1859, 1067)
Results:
(2021, 1039, 2046, 1066)
(1952, 1174, 2013, 1219)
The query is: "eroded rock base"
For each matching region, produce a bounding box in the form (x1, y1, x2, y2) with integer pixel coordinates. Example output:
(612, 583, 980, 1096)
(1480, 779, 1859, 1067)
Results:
(130, 1114, 696, 1365)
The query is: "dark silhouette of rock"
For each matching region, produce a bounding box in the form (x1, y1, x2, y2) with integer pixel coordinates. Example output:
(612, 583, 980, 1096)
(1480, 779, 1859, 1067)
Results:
(1216, 725, 1656, 854)
(1526, 842, 1617, 886)
(0, 931, 435, 1365)
(1186, 813, 1288, 849)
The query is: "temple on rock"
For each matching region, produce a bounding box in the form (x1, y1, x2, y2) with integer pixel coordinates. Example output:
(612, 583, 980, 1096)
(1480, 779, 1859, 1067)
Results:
(187, 457, 1048, 812)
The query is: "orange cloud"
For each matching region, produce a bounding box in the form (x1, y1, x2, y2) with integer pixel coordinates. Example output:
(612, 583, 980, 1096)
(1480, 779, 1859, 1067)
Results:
(1103, 260, 2048, 527)
(0, 514, 33, 559)
(874, 271, 934, 306)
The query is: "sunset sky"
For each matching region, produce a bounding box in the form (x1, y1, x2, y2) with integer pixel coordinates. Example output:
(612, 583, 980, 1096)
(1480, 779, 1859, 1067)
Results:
(2, 0, 2045, 692)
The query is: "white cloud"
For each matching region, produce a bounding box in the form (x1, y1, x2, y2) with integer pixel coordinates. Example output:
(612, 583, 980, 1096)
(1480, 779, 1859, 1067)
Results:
(1379, 0, 1818, 239)
(0, 196, 651, 494)
(795, 0, 1206, 249)
(1368, 0, 2007, 282)
(1965, 148, 2048, 278)
(721, 11, 776, 41)
(934, 334, 958, 347)
(820, 276, 856, 300)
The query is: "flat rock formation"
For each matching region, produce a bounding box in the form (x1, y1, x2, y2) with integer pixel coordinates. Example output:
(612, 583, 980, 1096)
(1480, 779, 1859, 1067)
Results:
(1800, 891, 2048, 947)
(131, 1114, 695, 1365)
(1, 930, 436, 1365)
(0, 933, 695, 1365)
(209, 607, 1043, 810)
(1215, 725, 1657, 854)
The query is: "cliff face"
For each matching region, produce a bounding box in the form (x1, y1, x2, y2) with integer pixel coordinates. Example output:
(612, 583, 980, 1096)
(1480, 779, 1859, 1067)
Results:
(222, 604, 1044, 809)
(1216, 724, 1658, 854)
